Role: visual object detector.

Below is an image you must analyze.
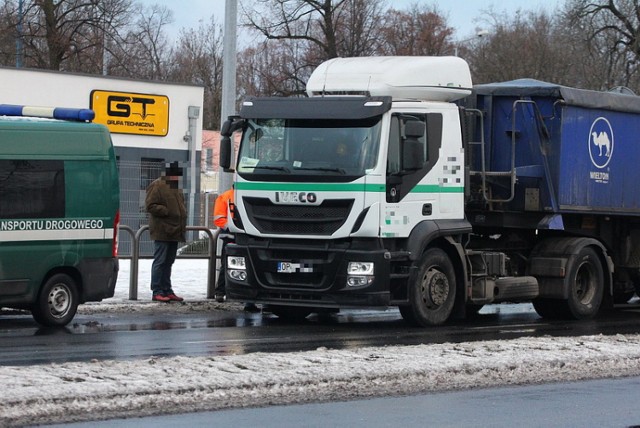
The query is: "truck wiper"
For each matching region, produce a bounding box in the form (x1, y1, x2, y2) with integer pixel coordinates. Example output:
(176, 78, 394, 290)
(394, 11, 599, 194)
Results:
(254, 165, 290, 172)
(294, 166, 346, 174)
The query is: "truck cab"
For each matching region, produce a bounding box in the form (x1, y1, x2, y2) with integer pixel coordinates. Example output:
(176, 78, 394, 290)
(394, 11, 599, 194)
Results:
(220, 57, 475, 323)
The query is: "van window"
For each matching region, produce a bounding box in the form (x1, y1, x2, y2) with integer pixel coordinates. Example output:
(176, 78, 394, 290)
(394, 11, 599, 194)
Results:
(0, 160, 65, 218)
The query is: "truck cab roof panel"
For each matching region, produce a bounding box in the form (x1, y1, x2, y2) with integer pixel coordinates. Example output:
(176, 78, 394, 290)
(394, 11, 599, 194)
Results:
(240, 96, 392, 120)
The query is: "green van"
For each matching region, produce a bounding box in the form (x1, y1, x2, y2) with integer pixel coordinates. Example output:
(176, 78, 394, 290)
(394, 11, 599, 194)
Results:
(0, 105, 120, 326)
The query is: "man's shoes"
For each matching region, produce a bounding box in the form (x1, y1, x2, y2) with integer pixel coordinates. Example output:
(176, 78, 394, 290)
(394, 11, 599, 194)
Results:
(215, 293, 226, 303)
(244, 303, 260, 313)
(152, 294, 171, 302)
(166, 293, 184, 302)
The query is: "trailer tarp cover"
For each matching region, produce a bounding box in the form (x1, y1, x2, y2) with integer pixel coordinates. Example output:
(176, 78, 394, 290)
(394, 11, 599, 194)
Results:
(474, 78, 640, 114)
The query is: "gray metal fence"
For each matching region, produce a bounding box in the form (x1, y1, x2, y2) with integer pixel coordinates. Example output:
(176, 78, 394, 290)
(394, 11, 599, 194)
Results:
(118, 225, 221, 300)
(117, 159, 218, 257)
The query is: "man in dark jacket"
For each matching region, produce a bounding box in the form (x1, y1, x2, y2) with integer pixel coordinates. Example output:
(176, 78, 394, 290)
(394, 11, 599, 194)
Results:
(145, 162, 187, 302)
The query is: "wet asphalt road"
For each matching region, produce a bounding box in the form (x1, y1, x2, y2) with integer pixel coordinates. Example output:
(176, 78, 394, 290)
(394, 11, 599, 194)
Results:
(45, 376, 640, 428)
(3, 301, 640, 366)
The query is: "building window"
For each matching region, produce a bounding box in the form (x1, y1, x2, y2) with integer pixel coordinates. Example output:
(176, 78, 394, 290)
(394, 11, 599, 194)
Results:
(140, 157, 164, 190)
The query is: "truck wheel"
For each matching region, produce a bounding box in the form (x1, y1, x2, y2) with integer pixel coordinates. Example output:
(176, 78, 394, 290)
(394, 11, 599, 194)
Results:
(535, 247, 604, 320)
(270, 305, 312, 322)
(564, 247, 604, 319)
(31, 274, 79, 327)
(404, 248, 456, 326)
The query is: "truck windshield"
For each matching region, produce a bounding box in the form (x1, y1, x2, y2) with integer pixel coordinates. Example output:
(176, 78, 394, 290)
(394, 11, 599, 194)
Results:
(237, 117, 382, 180)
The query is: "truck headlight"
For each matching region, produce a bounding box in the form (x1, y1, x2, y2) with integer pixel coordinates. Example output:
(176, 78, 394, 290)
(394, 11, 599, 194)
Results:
(227, 256, 246, 269)
(347, 261, 374, 287)
(227, 256, 247, 281)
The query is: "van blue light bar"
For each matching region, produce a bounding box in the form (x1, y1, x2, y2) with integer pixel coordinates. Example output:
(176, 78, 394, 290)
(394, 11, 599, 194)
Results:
(0, 104, 95, 122)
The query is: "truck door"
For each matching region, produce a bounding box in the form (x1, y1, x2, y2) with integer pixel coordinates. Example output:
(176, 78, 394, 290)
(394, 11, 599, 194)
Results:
(381, 112, 445, 237)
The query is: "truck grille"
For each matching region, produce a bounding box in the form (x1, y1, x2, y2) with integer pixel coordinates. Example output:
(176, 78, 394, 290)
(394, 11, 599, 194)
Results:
(243, 197, 353, 235)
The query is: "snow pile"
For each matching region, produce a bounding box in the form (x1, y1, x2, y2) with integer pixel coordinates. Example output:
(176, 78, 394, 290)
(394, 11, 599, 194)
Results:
(2, 334, 640, 426)
(4, 260, 640, 425)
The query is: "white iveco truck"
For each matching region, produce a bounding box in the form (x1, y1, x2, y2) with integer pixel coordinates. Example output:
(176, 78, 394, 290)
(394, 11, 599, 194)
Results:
(219, 56, 636, 325)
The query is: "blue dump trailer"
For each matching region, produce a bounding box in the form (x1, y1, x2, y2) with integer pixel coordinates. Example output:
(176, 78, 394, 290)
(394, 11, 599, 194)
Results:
(218, 57, 640, 326)
(465, 79, 640, 319)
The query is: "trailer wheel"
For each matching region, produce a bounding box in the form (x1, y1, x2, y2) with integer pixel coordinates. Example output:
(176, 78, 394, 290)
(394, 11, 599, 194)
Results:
(31, 273, 79, 327)
(534, 247, 604, 320)
(564, 247, 604, 319)
(403, 248, 456, 326)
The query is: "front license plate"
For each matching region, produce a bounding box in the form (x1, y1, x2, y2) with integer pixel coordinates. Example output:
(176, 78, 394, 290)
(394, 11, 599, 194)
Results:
(277, 262, 313, 273)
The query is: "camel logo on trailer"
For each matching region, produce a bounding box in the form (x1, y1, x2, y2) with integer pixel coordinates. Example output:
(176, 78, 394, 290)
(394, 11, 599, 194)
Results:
(588, 117, 613, 184)
(588, 117, 614, 169)
(90, 90, 169, 136)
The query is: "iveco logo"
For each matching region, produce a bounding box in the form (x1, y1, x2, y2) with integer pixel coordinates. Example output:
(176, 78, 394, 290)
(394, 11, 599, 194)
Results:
(588, 117, 614, 169)
(274, 191, 318, 204)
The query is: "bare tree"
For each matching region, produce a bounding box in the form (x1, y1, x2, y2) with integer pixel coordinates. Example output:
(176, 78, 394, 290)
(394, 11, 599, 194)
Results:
(466, 9, 573, 85)
(376, 3, 454, 56)
(167, 17, 224, 129)
(245, 0, 344, 59)
(565, 0, 640, 91)
(0, 1, 20, 66)
(238, 37, 310, 98)
(5, 0, 136, 72)
(334, 0, 384, 57)
(241, 0, 386, 96)
(244, 0, 385, 59)
(108, 3, 174, 79)
(0, 0, 176, 78)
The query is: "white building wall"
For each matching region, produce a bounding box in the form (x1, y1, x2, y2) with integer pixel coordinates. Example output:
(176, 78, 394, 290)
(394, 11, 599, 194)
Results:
(0, 66, 204, 153)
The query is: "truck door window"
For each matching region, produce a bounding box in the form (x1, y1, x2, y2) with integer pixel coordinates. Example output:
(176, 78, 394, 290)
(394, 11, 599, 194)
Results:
(386, 113, 443, 202)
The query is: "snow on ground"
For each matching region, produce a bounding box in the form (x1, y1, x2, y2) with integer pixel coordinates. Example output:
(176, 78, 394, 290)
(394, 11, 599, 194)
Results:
(3, 260, 640, 426)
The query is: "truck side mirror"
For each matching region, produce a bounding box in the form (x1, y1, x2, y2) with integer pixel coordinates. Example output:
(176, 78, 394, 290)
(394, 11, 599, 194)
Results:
(220, 135, 232, 170)
(219, 117, 244, 172)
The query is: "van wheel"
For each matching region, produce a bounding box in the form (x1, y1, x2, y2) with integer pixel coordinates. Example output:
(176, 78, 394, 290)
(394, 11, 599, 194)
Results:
(403, 248, 456, 326)
(32, 274, 79, 327)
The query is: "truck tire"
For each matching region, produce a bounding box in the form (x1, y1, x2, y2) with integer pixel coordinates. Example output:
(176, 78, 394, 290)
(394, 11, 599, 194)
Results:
(31, 273, 79, 327)
(534, 247, 603, 320)
(564, 247, 604, 319)
(403, 248, 456, 326)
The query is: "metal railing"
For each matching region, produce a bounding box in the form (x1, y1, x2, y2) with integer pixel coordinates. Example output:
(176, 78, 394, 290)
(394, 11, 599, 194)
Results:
(118, 225, 221, 300)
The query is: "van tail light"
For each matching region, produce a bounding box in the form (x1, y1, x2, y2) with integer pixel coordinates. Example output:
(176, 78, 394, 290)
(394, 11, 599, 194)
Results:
(113, 210, 120, 257)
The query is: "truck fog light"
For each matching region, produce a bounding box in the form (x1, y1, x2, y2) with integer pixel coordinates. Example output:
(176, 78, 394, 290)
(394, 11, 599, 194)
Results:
(227, 256, 246, 269)
(347, 275, 374, 287)
(229, 270, 247, 281)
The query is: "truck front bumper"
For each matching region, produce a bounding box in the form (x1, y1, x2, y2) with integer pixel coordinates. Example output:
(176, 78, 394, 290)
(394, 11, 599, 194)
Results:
(225, 236, 391, 308)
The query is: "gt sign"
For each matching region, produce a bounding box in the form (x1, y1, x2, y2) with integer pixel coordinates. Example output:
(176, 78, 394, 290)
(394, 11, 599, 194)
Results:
(90, 90, 169, 136)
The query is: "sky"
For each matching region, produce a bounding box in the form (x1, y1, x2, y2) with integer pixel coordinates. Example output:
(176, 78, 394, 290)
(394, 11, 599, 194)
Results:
(143, 0, 562, 44)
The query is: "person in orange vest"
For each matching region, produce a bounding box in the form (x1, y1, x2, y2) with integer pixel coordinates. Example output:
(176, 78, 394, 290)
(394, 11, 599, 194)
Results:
(213, 186, 259, 312)
(213, 187, 234, 230)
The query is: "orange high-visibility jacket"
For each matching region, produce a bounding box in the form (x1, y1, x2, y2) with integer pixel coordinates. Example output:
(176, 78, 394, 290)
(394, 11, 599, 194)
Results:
(213, 188, 234, 228)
